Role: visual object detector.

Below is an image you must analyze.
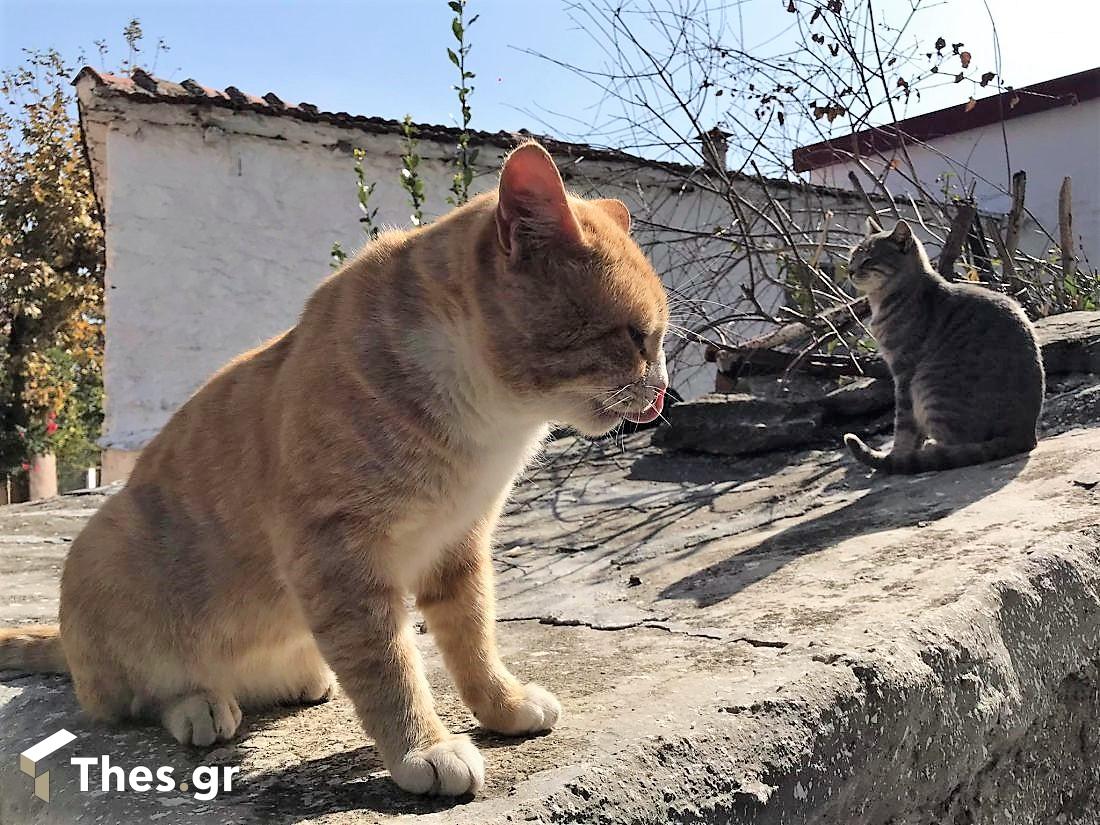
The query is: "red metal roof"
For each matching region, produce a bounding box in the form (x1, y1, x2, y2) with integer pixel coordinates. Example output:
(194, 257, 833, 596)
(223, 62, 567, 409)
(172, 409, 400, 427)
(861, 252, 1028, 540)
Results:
(792, 67, 1100, 173)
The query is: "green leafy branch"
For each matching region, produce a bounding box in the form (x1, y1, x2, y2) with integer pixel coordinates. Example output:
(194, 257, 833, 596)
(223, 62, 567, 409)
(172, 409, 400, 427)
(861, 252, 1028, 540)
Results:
(447, 0, 478, 205)
(330, 0, 479, 265)
(331, 147, 379, 268)
(400, 115, 425, 226)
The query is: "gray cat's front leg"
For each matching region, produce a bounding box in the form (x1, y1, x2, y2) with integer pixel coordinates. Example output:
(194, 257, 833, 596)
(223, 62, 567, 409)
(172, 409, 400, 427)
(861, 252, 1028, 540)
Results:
(891, 377, 922, 453)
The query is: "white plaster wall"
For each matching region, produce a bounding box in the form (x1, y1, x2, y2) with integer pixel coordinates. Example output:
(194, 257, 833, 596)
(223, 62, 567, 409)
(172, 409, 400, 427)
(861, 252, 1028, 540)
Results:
(808, 99, 1100, 267)
(105, 124, 358, 449)
(100, 117, 502, 450)
(91, 97, 909, 451)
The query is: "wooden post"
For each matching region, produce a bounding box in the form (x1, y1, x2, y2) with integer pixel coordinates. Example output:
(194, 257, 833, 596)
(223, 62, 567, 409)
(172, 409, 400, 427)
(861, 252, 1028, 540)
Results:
(985, 216, 1022, 297)
(967, 209, 994, 283)
(1004, 171, 1027, 260)
(938, 201, 978, 278)
(1058, 176, 1075, 307)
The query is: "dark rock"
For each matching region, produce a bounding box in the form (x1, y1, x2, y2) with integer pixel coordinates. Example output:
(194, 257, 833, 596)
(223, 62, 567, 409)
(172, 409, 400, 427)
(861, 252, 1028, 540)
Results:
(680, 310, 1098, 458)
(822, 377, 895, 418)
(658, 373, 896, 458)
(654, 393, 823, 456)
(1041, 377, 1100, 435)
(733, 374, 835, 402)
(1035, 311, 1100, 375)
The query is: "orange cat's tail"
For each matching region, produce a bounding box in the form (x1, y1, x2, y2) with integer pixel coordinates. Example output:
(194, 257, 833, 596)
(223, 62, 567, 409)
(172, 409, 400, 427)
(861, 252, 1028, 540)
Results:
(0, 625, 69, 673)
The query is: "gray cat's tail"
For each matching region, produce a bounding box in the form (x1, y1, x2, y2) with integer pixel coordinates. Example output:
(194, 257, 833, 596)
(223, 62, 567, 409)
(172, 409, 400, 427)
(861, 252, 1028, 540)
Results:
(843, 433, 1036, 475)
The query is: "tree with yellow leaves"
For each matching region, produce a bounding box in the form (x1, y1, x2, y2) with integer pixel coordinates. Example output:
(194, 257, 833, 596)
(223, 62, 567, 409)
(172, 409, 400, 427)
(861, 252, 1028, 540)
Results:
(1, 48, 104, 498)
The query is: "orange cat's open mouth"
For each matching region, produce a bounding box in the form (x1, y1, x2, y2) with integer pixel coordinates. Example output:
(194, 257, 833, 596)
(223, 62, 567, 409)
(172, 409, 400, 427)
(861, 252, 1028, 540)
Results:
(623, 388, 665, 425)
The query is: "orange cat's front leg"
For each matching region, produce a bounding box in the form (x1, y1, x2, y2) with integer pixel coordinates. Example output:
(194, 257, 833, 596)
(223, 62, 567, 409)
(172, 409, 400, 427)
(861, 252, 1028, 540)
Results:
(417, 521, 561, 736)
(287, 542, 484, 797)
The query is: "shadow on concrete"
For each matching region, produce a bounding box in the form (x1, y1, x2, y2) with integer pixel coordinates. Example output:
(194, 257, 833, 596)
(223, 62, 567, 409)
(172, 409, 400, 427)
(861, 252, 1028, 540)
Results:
(242, 745, 474, 821)
(0, 677, 525, 822)
(234, 702, 550, 821)
(627, 444, 807, 486)
(659, 452, 1032, 608)
(628, 414, 893, 486)
(499, 434, 860, 609)
(242, 728, 547, 821)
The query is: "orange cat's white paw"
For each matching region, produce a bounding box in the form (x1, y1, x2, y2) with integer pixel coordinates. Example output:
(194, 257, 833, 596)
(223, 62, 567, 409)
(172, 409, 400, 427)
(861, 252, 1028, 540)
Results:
(477, 682, 561, 736)
(390, 736, 485, 796)
(162, 694, 242, 747)
(296, 671, 336, 705)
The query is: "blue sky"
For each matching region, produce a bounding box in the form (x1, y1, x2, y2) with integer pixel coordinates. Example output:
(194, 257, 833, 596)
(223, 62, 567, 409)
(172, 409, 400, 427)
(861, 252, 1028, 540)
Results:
(2, 0, 1096, 164)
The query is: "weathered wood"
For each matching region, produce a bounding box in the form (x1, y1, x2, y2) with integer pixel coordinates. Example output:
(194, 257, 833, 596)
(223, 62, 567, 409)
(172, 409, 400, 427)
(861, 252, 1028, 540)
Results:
(985, 215, 1022, 297)
(732, 297, 869, 354)
(704, 297, 874, 380)
(938, 200, 978, 278)
(715, 345, 889, 380)
(1059, 176, 1075, 304)
(967, 209, 994, 282)
(1004, 170, 1027, 260)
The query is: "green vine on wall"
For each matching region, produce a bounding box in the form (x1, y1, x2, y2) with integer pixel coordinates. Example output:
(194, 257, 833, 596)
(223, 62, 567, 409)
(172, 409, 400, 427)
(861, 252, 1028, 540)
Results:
(400, 115, 425, 227)
(446, 0, 478, 206)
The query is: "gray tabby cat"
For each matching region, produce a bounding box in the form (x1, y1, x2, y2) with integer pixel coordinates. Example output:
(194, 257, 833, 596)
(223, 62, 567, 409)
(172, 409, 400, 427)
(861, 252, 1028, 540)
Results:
(843, 218, 1044, 474)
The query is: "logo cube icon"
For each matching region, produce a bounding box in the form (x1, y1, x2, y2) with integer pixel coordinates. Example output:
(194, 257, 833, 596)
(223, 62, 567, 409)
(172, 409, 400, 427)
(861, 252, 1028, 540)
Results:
(19, 729, 76, 802)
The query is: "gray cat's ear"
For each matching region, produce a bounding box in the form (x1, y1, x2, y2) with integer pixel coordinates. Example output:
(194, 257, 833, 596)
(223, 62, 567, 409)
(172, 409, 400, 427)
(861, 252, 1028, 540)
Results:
(863, 216, 882, 236)
(890, 219, 914, 249)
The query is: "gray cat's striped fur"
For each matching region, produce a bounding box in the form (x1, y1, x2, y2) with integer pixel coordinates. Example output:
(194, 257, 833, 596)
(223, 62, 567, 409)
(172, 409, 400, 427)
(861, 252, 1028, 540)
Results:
(844, 218, 1044, 474)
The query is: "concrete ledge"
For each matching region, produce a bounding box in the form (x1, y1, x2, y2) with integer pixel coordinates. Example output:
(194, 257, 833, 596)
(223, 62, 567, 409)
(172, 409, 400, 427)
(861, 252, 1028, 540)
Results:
(2, 427, 1099, 823)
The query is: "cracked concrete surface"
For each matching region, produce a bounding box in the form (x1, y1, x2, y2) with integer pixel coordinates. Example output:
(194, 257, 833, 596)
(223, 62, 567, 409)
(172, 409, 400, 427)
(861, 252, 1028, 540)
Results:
(2, 425, 1099, 824)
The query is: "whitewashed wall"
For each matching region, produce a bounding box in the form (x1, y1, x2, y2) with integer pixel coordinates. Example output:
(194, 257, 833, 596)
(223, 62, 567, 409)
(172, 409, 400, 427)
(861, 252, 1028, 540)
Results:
(77, 82, 909, 473)
(806, 99, 1100, 267)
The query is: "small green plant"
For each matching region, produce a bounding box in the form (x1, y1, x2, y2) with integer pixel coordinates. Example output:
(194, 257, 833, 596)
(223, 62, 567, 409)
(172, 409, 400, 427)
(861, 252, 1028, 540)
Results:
(329, 241, 348, 269)
(330, 147, 380, 268)
(331, 0, 479, 261)
(777, 255, 817, 316)
(352, 148, 380, 239)
(446, 0, 478, 206)
(400, 115, 426, 226)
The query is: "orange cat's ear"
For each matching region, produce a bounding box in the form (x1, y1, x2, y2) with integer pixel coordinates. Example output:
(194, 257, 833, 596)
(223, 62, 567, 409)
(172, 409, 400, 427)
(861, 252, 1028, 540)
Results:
(593, 199, 631, 233)
(496, 143, 583, 259)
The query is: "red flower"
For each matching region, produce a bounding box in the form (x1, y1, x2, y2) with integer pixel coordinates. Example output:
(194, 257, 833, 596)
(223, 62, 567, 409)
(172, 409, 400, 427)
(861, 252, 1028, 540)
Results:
(46, 420, 58, 435)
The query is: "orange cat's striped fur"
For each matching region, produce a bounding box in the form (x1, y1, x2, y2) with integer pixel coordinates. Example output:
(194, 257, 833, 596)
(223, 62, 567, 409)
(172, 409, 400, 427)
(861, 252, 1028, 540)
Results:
(0, 143, 669, 796)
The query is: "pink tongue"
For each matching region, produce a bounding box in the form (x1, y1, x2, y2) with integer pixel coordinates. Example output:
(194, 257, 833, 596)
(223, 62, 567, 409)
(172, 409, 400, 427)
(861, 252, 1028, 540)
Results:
(624, 388, 666, 425)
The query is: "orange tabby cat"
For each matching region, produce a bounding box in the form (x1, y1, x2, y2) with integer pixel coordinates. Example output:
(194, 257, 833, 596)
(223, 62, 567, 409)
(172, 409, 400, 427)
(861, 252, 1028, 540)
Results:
(0, 142, 669, 796)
